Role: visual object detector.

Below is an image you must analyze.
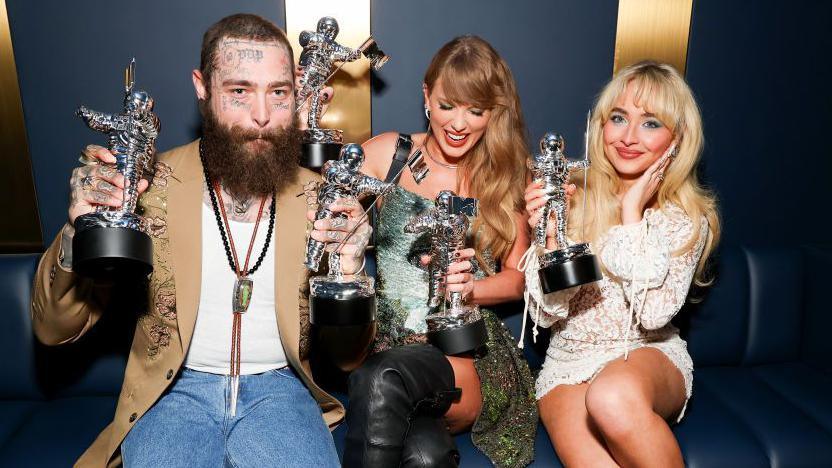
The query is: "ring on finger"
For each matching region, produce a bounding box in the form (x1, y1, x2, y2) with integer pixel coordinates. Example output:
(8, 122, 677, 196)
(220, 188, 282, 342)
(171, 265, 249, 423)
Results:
(657, 171, 665, 181)
(331, 217, 347, 229)
(326, 230, 341, 241)
(78, 152, 99, 166)
(81, 175, 95, 192)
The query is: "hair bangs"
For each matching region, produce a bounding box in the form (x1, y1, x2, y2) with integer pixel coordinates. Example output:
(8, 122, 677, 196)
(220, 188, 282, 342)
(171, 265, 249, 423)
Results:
(432, 51, 497, 110)
(627, 72, 684, 133)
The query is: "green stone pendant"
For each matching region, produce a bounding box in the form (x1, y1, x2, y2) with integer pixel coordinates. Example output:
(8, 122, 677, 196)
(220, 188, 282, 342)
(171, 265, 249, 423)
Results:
(233, 277, 254, 313)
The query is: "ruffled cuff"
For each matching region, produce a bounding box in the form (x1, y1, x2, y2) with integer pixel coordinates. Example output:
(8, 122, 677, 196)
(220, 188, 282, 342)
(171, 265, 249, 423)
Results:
(522, 248, 577, 324)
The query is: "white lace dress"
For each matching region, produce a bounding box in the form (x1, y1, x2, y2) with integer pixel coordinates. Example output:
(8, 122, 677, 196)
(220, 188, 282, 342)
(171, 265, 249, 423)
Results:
(520, 203, 708, 422)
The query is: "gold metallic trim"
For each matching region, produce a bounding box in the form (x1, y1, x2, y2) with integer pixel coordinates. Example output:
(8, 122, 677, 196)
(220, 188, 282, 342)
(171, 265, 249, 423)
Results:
(0, 0, 42, 253)
(285, 0, 372, 145)
(613, 0, 693, 75)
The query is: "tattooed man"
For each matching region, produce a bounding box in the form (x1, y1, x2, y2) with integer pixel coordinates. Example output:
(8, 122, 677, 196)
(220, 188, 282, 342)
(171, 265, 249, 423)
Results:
(31, 14, 370, 467)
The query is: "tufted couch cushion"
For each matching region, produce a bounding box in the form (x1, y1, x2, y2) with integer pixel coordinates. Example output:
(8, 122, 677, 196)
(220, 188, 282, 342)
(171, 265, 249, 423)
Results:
(1, 246, 830, 466)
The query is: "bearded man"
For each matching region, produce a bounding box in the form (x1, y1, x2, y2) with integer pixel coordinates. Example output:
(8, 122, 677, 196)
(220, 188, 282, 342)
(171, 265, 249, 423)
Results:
(30, 14, 368, 467)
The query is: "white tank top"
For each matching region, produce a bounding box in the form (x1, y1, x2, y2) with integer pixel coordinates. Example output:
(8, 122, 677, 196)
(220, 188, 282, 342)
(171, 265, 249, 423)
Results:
(184, 202, 287, 375)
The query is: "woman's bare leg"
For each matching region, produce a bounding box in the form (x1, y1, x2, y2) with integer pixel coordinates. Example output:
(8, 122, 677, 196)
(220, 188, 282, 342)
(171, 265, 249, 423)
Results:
(584, 347, 686, 468)
(539, 383, 619, 467)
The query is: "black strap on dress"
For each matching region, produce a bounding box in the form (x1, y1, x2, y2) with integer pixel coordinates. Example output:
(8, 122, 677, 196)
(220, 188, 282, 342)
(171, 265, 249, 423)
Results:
(367, 134, 413, 248)
(383, 134, 414, 184)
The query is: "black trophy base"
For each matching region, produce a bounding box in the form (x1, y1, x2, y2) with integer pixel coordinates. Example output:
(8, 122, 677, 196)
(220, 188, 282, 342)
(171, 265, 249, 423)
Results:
(310, 294, 376, 327)
(428, 319, 488, 356)
(302, 142, 342, 170)
(314, 321, 378, 373)
(539, 252, 602, 294)
(72, 226, 153, 280)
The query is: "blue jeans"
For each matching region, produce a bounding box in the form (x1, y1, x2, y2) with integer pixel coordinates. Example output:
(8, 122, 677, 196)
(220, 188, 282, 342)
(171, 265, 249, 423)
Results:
(121, 367, 339, 467)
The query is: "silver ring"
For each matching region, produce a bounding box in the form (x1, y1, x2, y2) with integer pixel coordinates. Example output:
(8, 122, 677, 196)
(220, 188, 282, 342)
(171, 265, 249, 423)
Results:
(78, 154, 99, 166)
(81, 175, 95, 192)
(657, 172, 665, 181)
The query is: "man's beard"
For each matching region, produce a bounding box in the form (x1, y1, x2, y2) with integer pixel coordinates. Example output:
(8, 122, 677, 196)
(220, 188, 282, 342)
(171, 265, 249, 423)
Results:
(200, 102, 302, 200)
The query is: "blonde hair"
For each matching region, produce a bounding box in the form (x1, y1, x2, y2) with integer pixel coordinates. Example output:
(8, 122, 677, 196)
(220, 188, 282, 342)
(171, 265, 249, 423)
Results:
(570, 61, 720, 286)
(423, 36, 528, 271)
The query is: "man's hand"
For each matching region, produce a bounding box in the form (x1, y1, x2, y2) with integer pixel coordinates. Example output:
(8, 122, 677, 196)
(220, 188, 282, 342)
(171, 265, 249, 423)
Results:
(68, 145, 149, 225)
(306, 196, 371, 275)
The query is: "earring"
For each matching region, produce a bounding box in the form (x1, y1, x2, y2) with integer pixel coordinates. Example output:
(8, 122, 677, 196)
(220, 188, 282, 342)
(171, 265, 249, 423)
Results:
(424, 105, 430, 120)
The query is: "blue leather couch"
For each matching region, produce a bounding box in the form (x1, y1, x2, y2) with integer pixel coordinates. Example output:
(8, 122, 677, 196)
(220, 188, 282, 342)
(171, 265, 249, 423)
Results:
(2, 246, 831, 466)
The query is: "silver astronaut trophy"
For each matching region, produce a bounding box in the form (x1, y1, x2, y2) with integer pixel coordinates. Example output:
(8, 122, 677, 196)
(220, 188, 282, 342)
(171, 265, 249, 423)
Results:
(296, 16, 389, 169)
(72, 59, 160, 279)
(306, 144, 393, 327)
(404, 191, 488, 355)
(530, 132, 602, 293)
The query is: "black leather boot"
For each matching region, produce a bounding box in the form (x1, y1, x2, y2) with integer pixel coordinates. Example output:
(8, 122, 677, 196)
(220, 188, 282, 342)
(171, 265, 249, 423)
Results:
(400, 416, 460, 468)
(343, 344, 461, 467)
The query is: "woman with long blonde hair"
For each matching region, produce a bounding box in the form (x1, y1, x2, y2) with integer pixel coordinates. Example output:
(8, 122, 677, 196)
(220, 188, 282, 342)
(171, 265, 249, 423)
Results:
(522, 61, 720, 466)
(330, 35, 538, 467)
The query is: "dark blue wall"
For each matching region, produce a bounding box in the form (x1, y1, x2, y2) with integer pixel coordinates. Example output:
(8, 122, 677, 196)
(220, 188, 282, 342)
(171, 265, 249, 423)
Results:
(371, 0, 617, 154)
(686, 1, 832, 247)
(7, 0, 286, 241)
(8, 1, 832, 249)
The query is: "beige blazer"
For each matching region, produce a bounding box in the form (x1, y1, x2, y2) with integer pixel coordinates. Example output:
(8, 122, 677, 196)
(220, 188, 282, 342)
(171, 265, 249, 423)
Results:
(31, 140, 343, 467)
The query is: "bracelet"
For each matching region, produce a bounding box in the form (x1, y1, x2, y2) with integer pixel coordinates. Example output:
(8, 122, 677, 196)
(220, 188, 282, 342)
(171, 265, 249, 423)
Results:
(347, 255, 366, 276)
(357, 256, 366, 276)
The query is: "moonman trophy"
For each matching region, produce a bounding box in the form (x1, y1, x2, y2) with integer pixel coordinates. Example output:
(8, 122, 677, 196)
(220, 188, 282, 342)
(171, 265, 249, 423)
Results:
(306, 143, 394, 329)
(405, 191, 488, 355)
(73, 59, 160, 279)
(530, 132, 602, 293)
(296, 16, 390, 169)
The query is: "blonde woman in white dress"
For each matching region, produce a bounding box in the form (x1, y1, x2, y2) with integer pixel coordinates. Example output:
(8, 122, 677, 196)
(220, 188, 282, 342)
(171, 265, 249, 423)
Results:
(521, 61, 720, 467)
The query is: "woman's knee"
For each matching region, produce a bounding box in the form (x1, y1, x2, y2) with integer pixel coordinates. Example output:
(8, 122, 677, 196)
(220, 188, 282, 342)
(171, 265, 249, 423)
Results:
(585, 374, 651, 438)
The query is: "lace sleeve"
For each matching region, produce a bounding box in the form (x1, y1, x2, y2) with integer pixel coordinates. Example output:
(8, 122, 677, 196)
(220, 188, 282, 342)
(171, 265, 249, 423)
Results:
(602, 219, 670, 288)
(602, 208, 708, 330)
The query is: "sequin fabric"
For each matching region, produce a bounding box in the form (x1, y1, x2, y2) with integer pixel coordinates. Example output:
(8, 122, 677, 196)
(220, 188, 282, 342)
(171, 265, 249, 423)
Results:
(525, 203, 707, 423)
(375, 187, 538, 468)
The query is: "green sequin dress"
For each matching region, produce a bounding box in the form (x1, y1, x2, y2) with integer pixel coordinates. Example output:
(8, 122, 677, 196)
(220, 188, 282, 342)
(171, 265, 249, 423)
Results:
(374, 186, 538, 468)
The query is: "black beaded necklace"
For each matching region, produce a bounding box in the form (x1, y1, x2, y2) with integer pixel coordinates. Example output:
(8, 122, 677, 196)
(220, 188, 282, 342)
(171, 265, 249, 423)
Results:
(199, 141, 275, 277)
(199, 140, 276, 417)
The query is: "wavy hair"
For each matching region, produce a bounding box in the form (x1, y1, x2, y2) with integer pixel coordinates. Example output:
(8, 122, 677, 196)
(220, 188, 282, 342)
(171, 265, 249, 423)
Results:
(569, 61, 720, 286)
(423, 36, 528, 271)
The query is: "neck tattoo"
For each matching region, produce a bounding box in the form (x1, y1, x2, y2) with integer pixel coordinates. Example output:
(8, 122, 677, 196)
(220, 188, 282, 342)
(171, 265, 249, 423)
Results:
(232, 197, 252, 216)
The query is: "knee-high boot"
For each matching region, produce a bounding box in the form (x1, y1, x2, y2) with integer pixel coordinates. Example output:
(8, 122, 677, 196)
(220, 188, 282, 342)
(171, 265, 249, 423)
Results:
(400, 416, 459, 468)
(343, 344, 460, 467)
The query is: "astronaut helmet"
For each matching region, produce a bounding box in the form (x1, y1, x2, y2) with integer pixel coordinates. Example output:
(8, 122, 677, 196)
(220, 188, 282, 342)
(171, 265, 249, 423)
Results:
(340, 143, 365, 172)
(540, 132, 564, 156)
(435, 190, 455, 211)
(316, 16, 339, 40)
(124, 90, 154, 113)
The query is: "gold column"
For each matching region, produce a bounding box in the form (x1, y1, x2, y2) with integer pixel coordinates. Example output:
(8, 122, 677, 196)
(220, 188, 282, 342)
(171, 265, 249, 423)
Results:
(285, 0, 372, 144)
(0, 0, 42, 253)
(613, 0, 693, 75)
